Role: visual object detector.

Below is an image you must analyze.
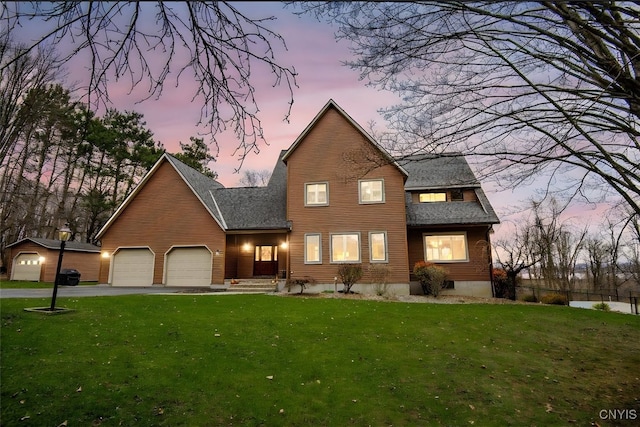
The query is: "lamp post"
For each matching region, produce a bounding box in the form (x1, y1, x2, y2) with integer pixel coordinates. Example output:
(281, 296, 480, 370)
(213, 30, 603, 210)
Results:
(49, 223, 71, 311)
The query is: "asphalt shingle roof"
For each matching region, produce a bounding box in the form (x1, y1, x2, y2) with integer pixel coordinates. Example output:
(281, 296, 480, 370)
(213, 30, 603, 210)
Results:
(7, 237, 101, 252)
(169, 150, 497, 230)
(399, 154, 480, 189)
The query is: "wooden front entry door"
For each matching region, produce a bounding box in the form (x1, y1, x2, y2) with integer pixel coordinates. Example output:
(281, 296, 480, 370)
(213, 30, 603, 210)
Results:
(254, 245, 278, 276)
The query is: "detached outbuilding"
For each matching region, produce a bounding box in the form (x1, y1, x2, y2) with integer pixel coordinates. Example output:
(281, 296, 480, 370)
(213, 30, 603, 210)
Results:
(7, 238, 100, 282)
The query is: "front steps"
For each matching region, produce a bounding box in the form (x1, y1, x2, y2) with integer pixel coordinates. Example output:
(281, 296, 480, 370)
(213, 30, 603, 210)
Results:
(226, 279, 279, 293)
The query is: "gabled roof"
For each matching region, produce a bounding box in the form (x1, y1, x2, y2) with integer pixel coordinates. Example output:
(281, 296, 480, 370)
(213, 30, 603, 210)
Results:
(282, 99, 408, 178)
(96, 153, 227, 239)
(7, 237, 101, 252)
(399, 154, 480, 190)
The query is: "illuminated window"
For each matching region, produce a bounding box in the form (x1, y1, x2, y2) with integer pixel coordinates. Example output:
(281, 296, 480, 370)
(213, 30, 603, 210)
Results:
(419, 193, 446, 203)
(359, 179, 384, 203)
(369, 232, 388, 263)
(304, 234, 322, 264)
(305, 182, 328, 206)
(331, 233, 360, 263)
(255, 246, 277, 261)
(424, 233, 468, 262)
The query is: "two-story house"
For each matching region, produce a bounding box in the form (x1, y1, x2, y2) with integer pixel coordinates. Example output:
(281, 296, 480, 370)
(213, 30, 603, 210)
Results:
(96, 100, 499, 296)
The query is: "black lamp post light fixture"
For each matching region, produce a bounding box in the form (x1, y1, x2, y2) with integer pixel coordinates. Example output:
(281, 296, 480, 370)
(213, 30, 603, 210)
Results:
(25, 223, 75, 315)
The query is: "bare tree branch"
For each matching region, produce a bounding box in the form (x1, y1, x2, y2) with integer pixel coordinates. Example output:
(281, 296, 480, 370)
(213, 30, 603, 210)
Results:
(2, 1, 298, 165)
(296, 1, 640, 215)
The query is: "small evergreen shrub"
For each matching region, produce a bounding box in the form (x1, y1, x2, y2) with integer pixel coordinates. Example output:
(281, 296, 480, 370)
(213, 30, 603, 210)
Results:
(592, 302, 611, 311)
(413, 261, 448, 297)
(522, 294, 538, 303)
(540, 293, 568, 305)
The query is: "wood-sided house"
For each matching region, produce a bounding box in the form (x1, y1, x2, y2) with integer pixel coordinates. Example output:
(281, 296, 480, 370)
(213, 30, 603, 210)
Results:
(96, 100, 499, 296)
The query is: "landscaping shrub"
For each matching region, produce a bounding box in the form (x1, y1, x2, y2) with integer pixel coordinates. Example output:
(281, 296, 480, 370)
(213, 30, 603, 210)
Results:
(337, 264, 363, 293)
(286, 276, 316, 294)
(492, 268, 510, 298)
(368, 264, 391, 296)
(540, 293, 568, 305)
(592, 302, 611, 311)
(413, 261, 448, 296)
(522, 294, 538, 303)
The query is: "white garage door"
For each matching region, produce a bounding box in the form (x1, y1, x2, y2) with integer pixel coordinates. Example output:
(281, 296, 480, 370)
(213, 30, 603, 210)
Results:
(165, 247, 212, 287)
(12, 253, 42, 281)
(111, 248, 154, 287)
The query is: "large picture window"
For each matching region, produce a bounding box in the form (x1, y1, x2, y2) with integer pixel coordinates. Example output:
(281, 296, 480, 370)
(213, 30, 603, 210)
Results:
(305, 182, 328, 206)
(359, 179, 384, 203)
(424, 233, 468, 262)
(331, 233, 361, 263)
(305, 234, 322, 264)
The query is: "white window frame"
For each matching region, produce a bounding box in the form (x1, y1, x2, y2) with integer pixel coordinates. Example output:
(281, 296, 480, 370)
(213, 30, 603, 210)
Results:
(304, 233, 322, 264)
(330, 232, 361, 263)
(369, 231, 388, 263)
(423, 232, 469, 263)
(305, 182, 329, 206)
(359, 179, 385, 204)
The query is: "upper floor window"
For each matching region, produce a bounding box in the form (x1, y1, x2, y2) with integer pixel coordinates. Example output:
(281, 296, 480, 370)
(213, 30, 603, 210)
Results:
(359, 179, 385, 204)
(305, 182, 328, 206)
(419, 192, 446, 203)
(424, 233, 468, 262)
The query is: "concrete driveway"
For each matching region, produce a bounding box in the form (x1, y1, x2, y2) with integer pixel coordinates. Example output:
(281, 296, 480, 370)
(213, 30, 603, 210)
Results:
(0, 284, 200, 299)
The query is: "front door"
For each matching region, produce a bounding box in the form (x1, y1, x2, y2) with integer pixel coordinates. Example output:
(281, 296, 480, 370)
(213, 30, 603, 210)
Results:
(254, 245, 278, 276)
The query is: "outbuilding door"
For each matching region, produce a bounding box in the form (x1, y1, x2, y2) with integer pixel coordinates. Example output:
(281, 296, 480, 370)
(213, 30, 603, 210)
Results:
(165, 247, 212, 287)
(11, 253, 42, 281)
(111, 248, 154, 286)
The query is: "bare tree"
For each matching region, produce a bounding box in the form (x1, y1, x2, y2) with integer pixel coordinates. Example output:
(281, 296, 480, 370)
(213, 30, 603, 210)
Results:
(238, 168, 271, 187)
(298, 2, 640, 216)
(3, 2, 298, 165)
(493, 221, 540, 300)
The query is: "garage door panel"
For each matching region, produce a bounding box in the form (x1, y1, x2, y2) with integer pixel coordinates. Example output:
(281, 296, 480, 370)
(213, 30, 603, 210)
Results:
(166, 247, 211, 287)
(12, 253, 42, 281)
(112, 248, 154, 287)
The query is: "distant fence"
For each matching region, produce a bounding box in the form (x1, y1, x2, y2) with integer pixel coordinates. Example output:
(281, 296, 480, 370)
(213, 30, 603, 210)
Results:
(516, 285, 639, 315)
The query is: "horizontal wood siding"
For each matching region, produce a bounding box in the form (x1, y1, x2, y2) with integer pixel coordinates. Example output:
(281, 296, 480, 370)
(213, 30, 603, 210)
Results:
(407, 226, 491, 282)
(8, 242, 100, 282)
(286, 107, 409, 284)
(99, 160, 226, 284)
(225, 233, 288, 279)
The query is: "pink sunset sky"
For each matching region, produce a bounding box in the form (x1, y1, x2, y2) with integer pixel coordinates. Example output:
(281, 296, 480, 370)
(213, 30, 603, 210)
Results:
(13, 2, 612, 238)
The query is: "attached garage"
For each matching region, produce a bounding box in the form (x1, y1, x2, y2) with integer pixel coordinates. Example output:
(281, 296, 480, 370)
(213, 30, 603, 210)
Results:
(165, 246, 212, 287)
(11, 253, 43, 281)
(111, 248, 154, 287)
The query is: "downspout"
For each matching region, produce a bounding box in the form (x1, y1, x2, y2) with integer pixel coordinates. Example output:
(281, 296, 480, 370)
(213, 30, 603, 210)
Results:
(487, 226, 495, 298)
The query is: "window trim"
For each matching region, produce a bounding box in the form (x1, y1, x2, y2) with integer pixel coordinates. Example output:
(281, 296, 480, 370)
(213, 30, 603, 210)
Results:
(423, 232, 469, 263)
(304, 182, 329, 206)
(304, 233, 322, 264)
(330, 232, 361, 264)
(368, 231, 388, 263)
(358, 179, 385, 204)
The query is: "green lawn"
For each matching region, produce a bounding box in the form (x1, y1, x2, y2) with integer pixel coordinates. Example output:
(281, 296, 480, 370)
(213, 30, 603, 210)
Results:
(1, 295, 639, 426)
